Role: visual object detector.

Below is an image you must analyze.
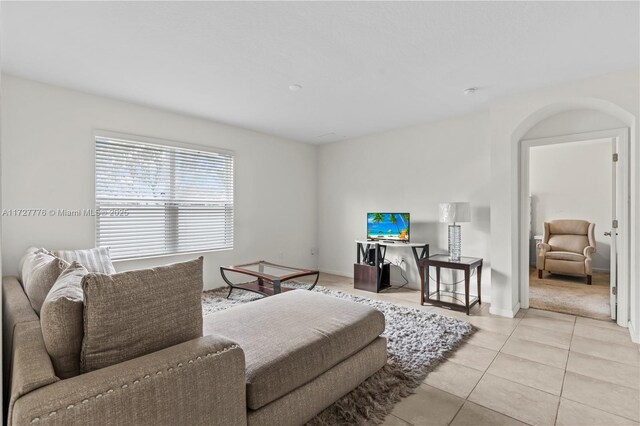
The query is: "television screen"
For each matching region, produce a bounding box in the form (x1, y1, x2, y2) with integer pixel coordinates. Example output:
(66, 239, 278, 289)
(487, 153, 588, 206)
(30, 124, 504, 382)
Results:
(367, 213, 410, 242)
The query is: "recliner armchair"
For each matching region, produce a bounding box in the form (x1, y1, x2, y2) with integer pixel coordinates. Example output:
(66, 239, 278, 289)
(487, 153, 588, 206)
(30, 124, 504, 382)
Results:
(537, 220, 596, 285)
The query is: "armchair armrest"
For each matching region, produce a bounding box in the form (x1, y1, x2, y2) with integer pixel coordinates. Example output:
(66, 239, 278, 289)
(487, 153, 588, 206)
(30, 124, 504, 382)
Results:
(536, 243, 550, 271)
(536, 242, 550, 253)
(11, 335, 246, 426)
(584, 246, 596, 258)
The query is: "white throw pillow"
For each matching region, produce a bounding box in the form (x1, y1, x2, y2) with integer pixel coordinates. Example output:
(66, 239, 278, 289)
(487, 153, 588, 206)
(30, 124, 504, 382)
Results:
(52, 247, 116, 274)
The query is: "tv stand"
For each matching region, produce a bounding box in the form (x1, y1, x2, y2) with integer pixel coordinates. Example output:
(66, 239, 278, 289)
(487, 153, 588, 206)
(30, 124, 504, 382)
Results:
(354, 240, 429, 293)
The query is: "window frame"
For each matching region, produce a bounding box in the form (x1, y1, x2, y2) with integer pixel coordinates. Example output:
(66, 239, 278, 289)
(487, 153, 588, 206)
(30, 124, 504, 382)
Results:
(93, 130, 235, 262)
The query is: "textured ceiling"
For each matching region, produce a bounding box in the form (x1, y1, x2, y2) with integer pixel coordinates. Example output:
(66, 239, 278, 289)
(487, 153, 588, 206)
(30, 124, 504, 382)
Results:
(2, 1, 638, 143)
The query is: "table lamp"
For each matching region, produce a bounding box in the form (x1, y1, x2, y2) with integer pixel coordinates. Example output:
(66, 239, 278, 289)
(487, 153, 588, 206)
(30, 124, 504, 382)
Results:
(439, 202, 471, 261)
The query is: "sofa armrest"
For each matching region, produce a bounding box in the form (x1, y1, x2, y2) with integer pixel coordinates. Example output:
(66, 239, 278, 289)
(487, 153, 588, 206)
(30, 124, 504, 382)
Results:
(3, 276, 42, 387)
(583, 246, 596, 258)
(11, 334, 246, 426)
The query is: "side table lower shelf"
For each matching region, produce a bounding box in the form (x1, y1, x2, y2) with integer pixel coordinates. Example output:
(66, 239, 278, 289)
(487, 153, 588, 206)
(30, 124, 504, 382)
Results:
(426, 290, 480, 313)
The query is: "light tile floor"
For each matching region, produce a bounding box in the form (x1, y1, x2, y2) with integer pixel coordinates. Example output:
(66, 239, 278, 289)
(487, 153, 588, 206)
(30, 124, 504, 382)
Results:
(304, 273, 640, 426)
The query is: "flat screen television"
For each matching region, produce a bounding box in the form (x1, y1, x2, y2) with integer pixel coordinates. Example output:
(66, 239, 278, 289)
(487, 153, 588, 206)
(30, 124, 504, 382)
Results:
(367, 213, 410, 242)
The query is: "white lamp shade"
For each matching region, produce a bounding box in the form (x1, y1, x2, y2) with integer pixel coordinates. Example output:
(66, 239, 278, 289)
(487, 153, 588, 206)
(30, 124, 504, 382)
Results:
(439, 202, 471, 223)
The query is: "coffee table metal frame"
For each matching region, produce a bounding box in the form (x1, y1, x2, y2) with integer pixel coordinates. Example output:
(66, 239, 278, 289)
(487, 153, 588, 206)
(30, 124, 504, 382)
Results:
(220, 260, 319, 298)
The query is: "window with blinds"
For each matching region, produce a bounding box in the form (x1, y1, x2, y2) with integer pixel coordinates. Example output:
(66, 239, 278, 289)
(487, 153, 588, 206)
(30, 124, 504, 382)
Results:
(95, 135, 234, 260)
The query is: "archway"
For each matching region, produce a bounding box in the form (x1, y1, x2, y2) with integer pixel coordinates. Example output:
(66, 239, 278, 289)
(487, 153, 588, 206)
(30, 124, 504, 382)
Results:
(510, 99, 635, 327)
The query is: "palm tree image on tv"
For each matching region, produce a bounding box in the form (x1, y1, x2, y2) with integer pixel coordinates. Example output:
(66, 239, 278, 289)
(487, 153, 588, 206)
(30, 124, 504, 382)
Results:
(367, 213, 410, 241)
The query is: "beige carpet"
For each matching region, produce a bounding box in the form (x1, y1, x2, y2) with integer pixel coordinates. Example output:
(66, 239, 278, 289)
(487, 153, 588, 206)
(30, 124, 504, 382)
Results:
(529, 268, 611, 321)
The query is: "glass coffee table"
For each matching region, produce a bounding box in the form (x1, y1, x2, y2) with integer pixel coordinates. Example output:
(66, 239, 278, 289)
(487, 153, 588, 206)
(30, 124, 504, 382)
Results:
(220, 260, 320, 298)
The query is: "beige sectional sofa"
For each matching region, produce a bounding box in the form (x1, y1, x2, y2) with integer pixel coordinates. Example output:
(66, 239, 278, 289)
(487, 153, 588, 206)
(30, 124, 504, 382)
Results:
(3, 275, 386, 425)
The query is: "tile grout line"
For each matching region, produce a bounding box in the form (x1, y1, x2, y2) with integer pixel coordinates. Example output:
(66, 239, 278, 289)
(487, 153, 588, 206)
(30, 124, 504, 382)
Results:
(553, 314, 576, 425)
(446, 306, 524, 425)
(390, 413, 414, 426)
(449, 311, 530, 425)
(456, 309, 575, 425)
(460, 312, 529, 424)
(559, 385, 640, 423)
(447, 399, 466, 425)
(436, 312, 634, 421)
(319, 276, 637, 425)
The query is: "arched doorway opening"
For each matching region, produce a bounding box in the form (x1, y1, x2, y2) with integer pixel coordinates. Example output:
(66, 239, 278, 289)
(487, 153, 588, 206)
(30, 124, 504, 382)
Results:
(511, 100, 635, 328)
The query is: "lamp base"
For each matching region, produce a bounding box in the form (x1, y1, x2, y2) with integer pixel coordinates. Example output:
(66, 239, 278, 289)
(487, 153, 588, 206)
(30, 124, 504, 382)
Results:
(448, 224, 461, 261)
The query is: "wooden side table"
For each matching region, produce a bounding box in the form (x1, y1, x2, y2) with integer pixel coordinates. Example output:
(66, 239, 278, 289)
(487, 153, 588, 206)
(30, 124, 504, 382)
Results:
(419, 255, 483, 315)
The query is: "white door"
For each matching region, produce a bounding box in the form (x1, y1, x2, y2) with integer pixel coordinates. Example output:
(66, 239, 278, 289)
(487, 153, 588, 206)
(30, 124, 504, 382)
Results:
(608, 139, 619, 320)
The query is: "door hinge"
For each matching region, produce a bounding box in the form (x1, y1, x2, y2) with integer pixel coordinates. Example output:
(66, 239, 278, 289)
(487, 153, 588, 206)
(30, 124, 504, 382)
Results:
(612, 287, 617, 296)
(612, 220, 618, 229)
(613, 153, 619, 162)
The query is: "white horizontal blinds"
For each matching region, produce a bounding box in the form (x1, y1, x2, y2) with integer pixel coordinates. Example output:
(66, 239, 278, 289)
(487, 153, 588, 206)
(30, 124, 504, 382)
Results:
(95, 136, 234, 260)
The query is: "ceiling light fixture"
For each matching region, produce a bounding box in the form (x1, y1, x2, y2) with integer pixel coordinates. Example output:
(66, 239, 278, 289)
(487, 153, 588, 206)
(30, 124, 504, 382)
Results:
(463, 87, 477, 95)
(289, 84, 302, 91)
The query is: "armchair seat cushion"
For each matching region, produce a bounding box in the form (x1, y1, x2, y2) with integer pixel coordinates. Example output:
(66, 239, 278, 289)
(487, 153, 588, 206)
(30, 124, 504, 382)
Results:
(203, 290, 385, 410)
(545, 251, 586, 262)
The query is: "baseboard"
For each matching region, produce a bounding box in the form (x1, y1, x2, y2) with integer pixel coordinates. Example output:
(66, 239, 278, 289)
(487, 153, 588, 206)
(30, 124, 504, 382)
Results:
(490, 302, 521, 318)
(319, 268, 421, 290)
(319, 268, 353, 278)
(629, 321, 640, 344)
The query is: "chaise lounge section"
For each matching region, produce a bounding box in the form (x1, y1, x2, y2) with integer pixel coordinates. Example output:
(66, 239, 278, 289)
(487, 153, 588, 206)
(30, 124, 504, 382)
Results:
(203, 290, 387, 425)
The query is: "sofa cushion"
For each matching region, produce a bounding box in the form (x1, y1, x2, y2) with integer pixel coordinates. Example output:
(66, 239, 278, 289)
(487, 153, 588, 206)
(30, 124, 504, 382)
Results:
(22, 251, 68, 315)
(53, 247, 116, 274)
(545, 251, 586, 262)
(203, 290, 385, 410)
(41, 262, 88, 379)
(80, 257, 204, 373)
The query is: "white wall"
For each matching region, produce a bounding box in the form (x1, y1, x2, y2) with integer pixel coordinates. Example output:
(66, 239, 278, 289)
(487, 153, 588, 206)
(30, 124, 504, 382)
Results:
(2, 68, 638, 342)
(529, 139, 612, 271)
(317, 67, 638, 342)
(317, 111, 492, 300)
(488, 67, 638, 341)
(0, 74, 318, 290)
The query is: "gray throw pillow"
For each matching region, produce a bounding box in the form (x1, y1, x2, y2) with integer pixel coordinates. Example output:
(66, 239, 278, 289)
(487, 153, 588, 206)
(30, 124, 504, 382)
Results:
(80, 257, 204, 373)
(53, 247, 116, 274)
(22, 251, 68, 314)
(41, 261, 88, 379)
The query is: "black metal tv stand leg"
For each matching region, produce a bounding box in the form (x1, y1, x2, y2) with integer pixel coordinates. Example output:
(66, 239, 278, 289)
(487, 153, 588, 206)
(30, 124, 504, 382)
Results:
(411, 244, 430, 279)
(375, 244, 388, 291)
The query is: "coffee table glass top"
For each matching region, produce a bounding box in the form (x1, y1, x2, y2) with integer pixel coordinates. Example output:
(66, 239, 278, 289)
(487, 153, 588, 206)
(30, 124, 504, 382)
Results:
(220, 260, 319, 297)
(223, 260, 316, 281)
(234, 261, 308, 279)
